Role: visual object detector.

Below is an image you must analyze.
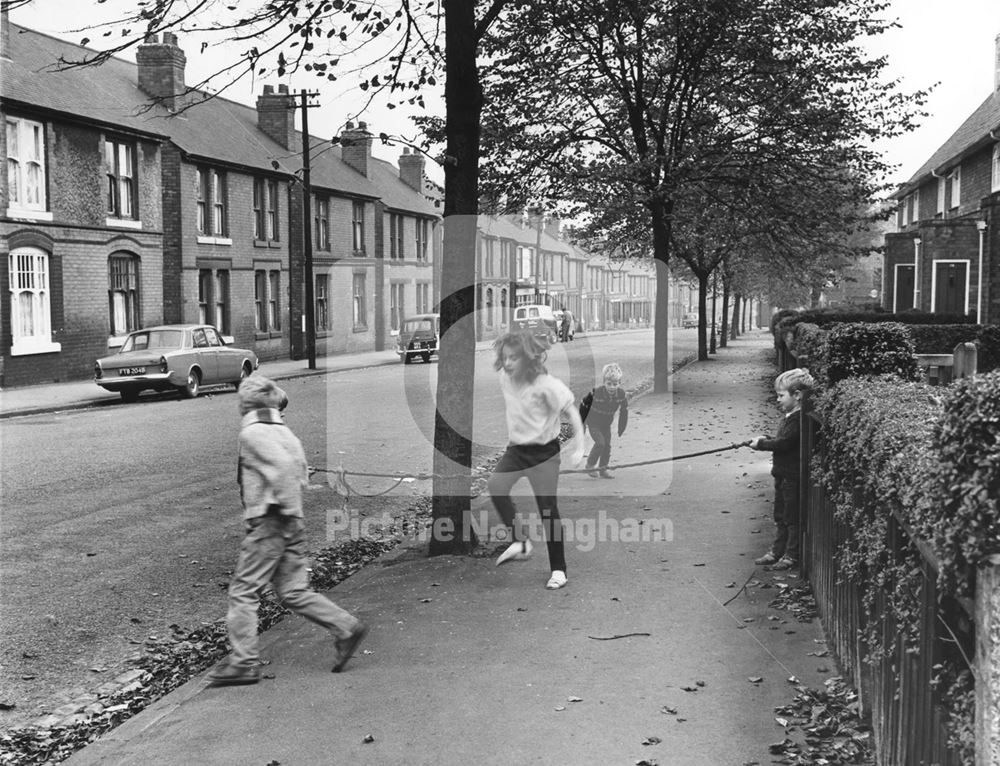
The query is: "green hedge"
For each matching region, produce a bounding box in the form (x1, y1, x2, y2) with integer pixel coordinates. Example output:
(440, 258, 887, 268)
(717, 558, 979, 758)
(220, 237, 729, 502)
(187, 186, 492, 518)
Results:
(775, 309, 973, 339)
(824, 322, 919, 385)
(906, 324, 1000, 373)
(814, 373, 1000, 760)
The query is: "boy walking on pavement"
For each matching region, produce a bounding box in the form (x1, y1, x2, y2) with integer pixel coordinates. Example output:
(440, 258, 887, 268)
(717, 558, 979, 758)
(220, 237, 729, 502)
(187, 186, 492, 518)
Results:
(579, 363, 629, 478)
(208, 376, 367, 687)
(748, 368, 815, 572)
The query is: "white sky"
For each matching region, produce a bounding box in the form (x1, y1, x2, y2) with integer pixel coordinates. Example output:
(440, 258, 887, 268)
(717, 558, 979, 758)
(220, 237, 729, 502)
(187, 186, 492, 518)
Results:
(8, 1, 1000, 191)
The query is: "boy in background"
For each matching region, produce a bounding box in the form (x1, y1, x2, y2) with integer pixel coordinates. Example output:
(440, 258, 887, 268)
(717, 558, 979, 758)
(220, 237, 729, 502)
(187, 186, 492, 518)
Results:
(579, 363, 629, 479)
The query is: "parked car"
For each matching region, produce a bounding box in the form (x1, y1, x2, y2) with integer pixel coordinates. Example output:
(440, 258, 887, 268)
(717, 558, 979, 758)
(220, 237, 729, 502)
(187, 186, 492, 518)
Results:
(396, 313, 440, 364)
(513, 304, 559, 342)
(682, 312, 700, 328)
(94, 324, 259, 402)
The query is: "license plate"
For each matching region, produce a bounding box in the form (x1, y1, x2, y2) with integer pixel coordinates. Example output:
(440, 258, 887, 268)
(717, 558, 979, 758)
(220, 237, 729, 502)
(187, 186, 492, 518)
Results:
(120, 367, 146, 375)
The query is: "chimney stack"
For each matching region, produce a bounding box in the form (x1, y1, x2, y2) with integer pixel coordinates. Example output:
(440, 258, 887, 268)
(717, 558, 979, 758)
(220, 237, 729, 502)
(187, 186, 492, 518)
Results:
(398, 147, 425, 192)
(136, 32, 187, 111)
(1, 8, 10, 61)
(340, 121, 372, 177)
(256, 84, 295, 149)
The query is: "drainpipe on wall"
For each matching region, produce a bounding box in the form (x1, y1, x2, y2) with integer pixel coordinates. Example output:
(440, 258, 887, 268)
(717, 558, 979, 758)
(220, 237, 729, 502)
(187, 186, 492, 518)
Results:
(913, 236, 922, 310)
(977, 220, 988, 322)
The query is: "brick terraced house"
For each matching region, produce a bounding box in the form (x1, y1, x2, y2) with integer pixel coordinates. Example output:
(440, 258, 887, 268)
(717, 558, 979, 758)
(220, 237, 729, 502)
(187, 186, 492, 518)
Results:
(0, 17, 442, 386)
(884, 33, 1000, 322)
(2, 13, 660, 388)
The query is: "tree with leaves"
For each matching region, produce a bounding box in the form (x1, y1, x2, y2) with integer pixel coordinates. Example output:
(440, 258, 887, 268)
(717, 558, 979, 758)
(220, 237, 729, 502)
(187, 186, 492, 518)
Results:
(476, 0, 927, 387)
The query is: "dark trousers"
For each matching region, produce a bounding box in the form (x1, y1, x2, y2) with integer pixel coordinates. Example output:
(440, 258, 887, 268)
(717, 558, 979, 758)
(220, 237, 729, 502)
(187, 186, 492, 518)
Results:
(771, 476, 800, 560)
(586, 422, 613, 468)
(487, 440, 567, 572)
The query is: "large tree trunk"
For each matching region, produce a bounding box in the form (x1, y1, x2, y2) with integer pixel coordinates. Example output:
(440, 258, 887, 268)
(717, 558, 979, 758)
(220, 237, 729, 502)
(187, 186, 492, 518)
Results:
(730, 292, 741, 340)
(696, 270, 710, 360)
(719, 274, 729, 349)
(430, 0, 481, 555)
(650, 199, 673, 393)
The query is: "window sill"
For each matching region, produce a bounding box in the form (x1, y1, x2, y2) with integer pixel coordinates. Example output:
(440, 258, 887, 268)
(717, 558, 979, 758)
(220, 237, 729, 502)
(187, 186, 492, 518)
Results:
(6, 207, 53, 222)
(353, 325, 368, 333)
(11, 340, 62, 356)
(253, 240, 282, 248)
(106, 217, 142, 229)
(197, 235, 233, 246)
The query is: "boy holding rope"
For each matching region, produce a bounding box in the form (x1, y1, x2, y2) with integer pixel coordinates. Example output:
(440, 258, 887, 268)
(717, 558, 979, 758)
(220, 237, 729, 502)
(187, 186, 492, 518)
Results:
(490, 332, 585, 590)
(208, 376, 368, 686)
(748, 368, 815, 572)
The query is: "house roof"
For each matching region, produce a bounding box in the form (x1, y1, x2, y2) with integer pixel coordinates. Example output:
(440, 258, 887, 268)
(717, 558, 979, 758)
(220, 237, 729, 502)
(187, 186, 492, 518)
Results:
(369, 155, 440, 217)
(2, 23, 382, 196)
(477, 214, 573, 254)
(895, 92, 1000, 198)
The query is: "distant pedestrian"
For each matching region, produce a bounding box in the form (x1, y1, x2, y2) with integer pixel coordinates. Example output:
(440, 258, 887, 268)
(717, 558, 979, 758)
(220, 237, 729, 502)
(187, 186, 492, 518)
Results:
(579, 363, 629, 479)
(560, 310, 572, 342)
(208, 376, 367, 687)
(490, 331, 585, 590)
(748, 368, 815, 572)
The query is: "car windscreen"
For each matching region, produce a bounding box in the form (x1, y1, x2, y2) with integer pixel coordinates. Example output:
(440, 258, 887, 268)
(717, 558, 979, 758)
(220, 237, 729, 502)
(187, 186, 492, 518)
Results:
(122, 330, 184, 352)
(402, 319, 434, 333)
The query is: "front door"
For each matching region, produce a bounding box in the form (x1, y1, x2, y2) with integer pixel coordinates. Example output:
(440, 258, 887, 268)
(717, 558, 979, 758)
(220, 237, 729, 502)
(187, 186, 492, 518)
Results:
(894, 264, 914, 312)
(934, 262, 968, 315)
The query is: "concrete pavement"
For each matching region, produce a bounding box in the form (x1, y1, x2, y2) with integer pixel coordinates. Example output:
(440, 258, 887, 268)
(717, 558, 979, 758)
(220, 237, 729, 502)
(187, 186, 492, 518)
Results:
(56, 331, 832, 766)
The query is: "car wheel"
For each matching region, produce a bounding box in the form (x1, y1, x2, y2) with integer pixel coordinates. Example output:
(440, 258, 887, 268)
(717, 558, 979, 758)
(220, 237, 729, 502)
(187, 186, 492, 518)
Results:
(181, 369, 201, 399)
(403, 353, 412, 365)
(120, 389, 140, 403)
(422, 352, 431, 364)
(234, 362, 252, 389)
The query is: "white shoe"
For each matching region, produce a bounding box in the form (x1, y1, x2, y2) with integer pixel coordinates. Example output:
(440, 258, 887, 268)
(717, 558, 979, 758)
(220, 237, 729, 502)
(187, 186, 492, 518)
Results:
(496, 539, 533, 566)
(546, 570, 568, 589)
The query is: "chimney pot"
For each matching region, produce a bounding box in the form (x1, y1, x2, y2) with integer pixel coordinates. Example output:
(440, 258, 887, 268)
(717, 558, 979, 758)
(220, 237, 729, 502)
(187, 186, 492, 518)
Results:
(398, 148, 425, 192)
(136, 32, 187, 110)
(256, 85, 295, 149)
(341, 122, 372, 177)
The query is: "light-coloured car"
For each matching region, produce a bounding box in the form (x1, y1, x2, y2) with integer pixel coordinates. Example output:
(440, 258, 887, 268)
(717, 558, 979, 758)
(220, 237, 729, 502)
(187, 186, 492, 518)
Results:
(94, 324, 259, 402)
(513, 304, 558, 342)
(682, 312, 700, 329)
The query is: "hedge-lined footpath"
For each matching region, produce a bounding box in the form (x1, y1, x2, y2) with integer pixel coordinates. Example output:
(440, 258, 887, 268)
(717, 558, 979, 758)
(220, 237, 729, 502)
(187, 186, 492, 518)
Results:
(812, 369, 1000, 761)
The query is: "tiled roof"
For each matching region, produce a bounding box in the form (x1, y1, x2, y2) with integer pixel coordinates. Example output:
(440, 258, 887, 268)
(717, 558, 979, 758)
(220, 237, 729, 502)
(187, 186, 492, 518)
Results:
(3, 22, 381, 194)
(368, 155, 440, 216)
(897, 92, 1000, 196)
(477, 214, 573, 253)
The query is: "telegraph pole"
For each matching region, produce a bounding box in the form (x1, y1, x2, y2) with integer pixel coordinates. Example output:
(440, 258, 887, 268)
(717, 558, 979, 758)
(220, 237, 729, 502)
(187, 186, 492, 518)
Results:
(534, 208, 543, 304)
(299, 89, 320, 369)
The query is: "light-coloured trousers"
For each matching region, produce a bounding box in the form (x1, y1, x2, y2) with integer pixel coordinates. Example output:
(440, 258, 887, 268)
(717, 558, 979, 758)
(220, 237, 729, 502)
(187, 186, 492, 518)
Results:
(226, 512, 358, 668)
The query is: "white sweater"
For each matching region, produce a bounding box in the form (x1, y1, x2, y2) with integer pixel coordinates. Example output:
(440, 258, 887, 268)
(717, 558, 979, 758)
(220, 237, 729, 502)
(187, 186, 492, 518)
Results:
(237, 408, 308, 520)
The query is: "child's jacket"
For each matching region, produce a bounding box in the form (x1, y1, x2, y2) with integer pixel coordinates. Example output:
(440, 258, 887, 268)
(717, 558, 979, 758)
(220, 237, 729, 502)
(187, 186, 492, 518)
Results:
(579, 385, 629, 436)
(757, 411, 801, 478)
(237, 408, 309, 520)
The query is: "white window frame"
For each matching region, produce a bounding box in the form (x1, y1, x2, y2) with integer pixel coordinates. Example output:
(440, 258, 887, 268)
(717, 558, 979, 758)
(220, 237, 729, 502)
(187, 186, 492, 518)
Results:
(992, 144, 1000, 193)
(948, 167, 961, 209)
(105, 137, 137, 222)
(9, 247, 61, 355)
(936, 177, 945, 215)
(352, 272, 367, 328)
(6, 117, 51, 221)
